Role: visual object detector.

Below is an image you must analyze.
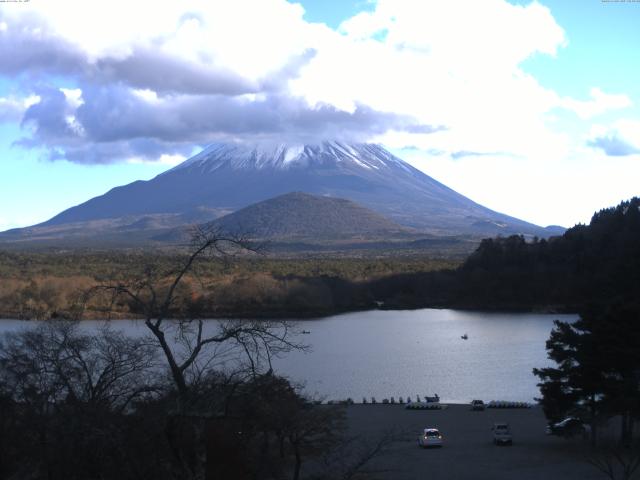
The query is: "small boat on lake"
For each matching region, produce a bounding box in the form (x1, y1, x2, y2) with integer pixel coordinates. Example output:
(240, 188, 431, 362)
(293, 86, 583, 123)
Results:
(301, 330, 311, 334)
(461, 333, 468, 340)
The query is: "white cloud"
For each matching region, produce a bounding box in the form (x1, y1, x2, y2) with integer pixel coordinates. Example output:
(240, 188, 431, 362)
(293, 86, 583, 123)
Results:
(1, 0, 318, 82)
(290, 0, 571, 161)
(4, 0, 578, 161)
(395, 141, 640, 228)
(589, 120, 640, 146)
(560, 88, 632, 119)
(587, 119, 640, 156)
(341, 0, 566, 65)
(60, 88, 84, 109)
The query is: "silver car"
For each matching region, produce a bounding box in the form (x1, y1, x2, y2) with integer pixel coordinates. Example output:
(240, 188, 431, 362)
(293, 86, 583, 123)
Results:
(546, 417, 591, 438)
(418, 428, 443, 448)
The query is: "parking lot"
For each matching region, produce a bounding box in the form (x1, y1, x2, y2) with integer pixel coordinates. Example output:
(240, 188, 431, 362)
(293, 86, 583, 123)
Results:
(344, 404, 605, 480)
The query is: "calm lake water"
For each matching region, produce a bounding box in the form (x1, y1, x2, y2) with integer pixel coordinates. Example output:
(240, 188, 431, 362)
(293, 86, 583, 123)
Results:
(0, 309, 577, 403)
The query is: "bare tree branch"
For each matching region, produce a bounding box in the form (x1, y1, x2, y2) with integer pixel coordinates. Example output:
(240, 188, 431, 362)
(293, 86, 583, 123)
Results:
(82, 226, 303, 410)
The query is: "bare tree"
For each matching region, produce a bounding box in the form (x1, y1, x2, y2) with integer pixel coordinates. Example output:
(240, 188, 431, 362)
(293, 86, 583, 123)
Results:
(77, 226, 310, 479)
(0, 321, 161, 479)
(86, 225, 304, 405)
(0, 320, 158, 412)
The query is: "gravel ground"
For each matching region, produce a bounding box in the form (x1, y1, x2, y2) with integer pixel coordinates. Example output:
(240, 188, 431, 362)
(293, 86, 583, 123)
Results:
(342, 404, 605, 480)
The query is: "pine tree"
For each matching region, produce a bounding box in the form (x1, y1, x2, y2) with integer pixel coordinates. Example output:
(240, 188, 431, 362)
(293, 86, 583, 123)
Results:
(534, 303, 640, 445)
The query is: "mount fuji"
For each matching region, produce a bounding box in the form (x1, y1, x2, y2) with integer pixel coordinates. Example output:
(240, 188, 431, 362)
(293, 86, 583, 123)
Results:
(1, 141, 563, 247)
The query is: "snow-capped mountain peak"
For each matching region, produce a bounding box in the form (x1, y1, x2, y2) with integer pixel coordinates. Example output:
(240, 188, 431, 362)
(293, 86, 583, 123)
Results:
(168, 140, 411, 174)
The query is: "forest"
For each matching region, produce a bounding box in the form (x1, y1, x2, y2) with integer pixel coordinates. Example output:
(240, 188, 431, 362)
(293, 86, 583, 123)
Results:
(370, 197, 640, 312)
(0, 249, 458, 320)
(0, 197, 638, 320)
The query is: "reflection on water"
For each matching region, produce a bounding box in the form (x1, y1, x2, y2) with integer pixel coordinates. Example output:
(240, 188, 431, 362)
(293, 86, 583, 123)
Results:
(0, 309, 577, 402)
(275, 309, 577, 403)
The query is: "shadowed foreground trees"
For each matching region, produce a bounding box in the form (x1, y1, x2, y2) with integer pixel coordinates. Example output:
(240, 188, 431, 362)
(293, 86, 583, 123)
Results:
(0, 321, 161, 479)
(0, 321, 394, 480)
(79, 226, 314, 479)
(86, 225, 304, 402)
(0, 227, 395, 479)
(534, 303, 640, 447)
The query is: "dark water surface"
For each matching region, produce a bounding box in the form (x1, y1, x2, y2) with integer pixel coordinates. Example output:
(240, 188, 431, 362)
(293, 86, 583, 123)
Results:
(0, 309, 577, 403)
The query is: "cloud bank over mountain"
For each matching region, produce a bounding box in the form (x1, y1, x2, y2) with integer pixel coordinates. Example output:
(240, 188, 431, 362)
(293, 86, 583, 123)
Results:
(1, 1, 436, 163)
(1, 0, 632, 167)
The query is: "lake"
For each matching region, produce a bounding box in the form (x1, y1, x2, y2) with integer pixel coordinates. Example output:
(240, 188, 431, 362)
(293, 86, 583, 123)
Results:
(0, 309, 577, 403)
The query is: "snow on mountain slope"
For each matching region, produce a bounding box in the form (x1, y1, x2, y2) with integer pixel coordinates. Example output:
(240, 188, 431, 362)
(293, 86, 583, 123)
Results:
(166, 141, 412, 173)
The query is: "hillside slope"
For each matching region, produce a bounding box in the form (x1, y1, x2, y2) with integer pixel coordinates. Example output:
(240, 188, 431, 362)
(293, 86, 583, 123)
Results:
(211, 192, 409, 239)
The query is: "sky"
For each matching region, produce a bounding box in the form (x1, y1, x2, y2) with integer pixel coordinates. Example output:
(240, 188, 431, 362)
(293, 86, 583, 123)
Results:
(0, 0, 639, 231)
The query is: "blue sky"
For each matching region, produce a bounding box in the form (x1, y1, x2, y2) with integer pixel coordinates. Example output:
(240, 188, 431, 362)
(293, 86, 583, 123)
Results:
(0, 0, 639, 231)
(522, 0, 640, 111)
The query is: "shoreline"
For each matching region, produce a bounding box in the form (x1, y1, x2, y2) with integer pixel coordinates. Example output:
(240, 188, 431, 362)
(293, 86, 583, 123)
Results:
(0, 304, 577, 322)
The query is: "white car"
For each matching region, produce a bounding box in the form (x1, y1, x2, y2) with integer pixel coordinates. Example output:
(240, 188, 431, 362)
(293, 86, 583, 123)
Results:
(418, 428, 443, 448)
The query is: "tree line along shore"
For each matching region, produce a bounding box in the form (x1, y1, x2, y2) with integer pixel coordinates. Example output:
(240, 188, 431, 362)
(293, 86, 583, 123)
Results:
(2, 198, 639, 320)
(0, 253, 460, 320)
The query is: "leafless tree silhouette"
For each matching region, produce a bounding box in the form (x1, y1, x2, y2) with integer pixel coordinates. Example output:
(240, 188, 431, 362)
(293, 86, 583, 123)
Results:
(86, 224, 304, 404)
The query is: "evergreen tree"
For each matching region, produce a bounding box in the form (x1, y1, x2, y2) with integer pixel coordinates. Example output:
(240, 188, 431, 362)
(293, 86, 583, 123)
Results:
(534, 303, 640, 445)
(534, 314, 606, 444)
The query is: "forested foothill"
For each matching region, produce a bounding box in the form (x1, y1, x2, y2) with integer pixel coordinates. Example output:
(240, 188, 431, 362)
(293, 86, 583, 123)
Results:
(0, 320, 395, 480)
